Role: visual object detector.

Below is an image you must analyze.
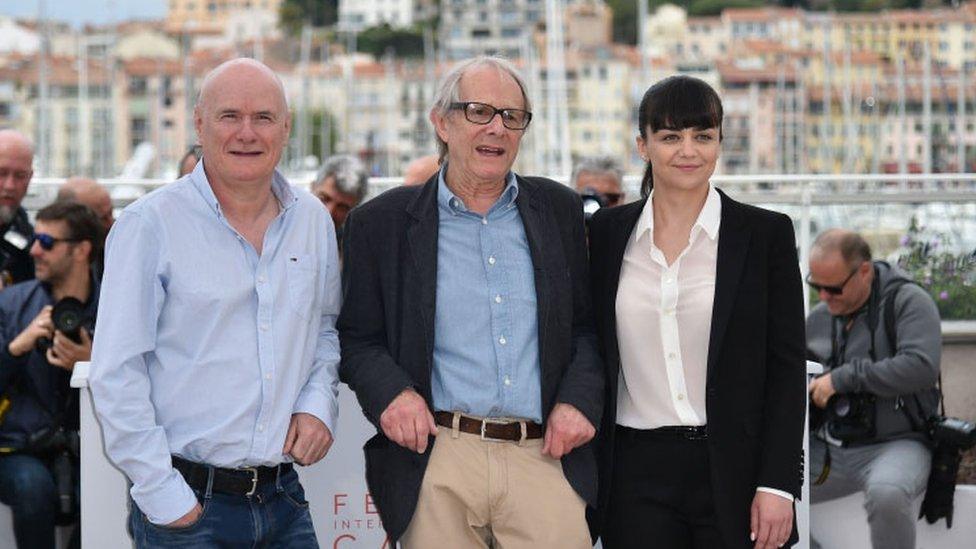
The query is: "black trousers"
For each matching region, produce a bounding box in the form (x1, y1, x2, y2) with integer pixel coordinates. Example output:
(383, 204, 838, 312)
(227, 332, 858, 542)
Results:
(602, 426, 727, 549)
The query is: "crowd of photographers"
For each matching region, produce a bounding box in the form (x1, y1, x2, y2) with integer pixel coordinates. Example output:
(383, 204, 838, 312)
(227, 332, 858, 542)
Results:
(0, 119, 971, 549)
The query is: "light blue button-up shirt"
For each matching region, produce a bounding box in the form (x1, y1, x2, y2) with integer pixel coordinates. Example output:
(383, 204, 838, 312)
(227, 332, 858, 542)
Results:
(431, 169, 542, 422)
(89, 162, 341, 525)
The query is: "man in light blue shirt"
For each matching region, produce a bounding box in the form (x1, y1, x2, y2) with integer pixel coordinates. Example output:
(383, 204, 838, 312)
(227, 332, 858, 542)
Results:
(89, 58, 339, 548)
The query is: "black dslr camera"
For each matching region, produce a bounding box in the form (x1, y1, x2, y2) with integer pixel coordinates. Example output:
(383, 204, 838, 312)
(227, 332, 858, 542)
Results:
(36, 297, 88, 352)
(919, 416, 976, 528)
(27, 426, 80, 523)
(824, 393, 876, 443)
(580, 188, 607, 223)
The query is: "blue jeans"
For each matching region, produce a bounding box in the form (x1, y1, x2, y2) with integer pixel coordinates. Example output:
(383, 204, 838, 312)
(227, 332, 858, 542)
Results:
(128, 465, 318, 548)
(0, 453, 79, 549)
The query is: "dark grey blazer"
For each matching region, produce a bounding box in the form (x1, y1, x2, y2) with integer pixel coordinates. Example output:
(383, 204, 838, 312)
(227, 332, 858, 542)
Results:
(337, 173, 604, 542)
(587, 191, 806, 548)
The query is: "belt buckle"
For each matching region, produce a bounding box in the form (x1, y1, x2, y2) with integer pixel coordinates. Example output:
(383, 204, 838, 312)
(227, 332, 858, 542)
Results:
(480, 417, 511, 443)
(240, 467, 259, 497)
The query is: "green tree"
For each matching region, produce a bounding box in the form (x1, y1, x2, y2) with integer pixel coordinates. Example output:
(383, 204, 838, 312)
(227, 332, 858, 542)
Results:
(689, 0, 764, 15)
(279, 0, 338, 36)
(358, 24, 425, 59)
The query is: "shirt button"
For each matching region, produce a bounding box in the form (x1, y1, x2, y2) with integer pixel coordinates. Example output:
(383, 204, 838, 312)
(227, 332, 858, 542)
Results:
(504, 377, 512, 386)
(260, 323, 270, 331)
(664, 277, 674, 284)
(665, 308, 676, 316)
(668, 352, 676, 359)
(488, 256, 496, 265)
(257, 276, 266, 284)
(494, 295, 502, 303)
(265, 373, 272, 380)
(677, 394, 685, 401)
(482, 218, 488, 225)
(258, 424, 265, 432)
(499, 336, 507, 345)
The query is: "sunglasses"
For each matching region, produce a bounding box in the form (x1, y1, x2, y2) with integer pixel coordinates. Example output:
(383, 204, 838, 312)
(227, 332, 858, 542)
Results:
(805, 264, 861, 296)
(34, 233, 82, 251)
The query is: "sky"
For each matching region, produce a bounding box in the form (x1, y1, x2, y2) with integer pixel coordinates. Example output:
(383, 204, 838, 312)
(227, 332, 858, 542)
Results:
(1, 0, 166, 27)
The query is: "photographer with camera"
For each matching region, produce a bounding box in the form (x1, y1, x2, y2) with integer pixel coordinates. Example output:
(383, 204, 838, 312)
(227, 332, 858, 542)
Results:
(806, 229, 941, 549)
(0, 201, 102, 549)
(572, 155, 624, 222)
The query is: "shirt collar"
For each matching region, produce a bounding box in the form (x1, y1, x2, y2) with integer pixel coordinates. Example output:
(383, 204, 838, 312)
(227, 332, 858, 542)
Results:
(190, 159, 297, 218)
(635, 182, 721, 242)
(437, 163, 519, 215)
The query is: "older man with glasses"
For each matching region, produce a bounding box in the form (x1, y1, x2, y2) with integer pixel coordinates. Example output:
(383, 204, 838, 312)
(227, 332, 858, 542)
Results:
(338, 55, 603, 548)
(805, 228, 942, 549)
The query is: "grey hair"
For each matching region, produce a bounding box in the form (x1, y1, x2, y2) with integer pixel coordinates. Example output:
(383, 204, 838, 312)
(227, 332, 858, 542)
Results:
(313, 155, 368, 202)
(430, 56, 532, 163)
(571, 155, 624, 189)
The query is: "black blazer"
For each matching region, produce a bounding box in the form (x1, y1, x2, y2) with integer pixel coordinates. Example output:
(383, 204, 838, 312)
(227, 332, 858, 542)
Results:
(337, 173, 604, 542)
(587, 190, 806, 548)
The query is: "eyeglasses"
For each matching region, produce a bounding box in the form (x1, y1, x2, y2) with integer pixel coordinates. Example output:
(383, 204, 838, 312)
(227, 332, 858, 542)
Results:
(805, 264, 862, 296)
(34, 233, 82, 251)
(449, 102, 532, 130)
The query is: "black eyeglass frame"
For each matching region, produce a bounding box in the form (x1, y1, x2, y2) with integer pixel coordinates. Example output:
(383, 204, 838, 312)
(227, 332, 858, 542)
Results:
(805, 263, 862, 296)
(448, 102, 533, 130)
(34, 233, 83, 251)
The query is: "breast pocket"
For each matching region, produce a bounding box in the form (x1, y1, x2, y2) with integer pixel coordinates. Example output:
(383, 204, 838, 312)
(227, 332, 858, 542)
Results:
(286, 253, 319, 319)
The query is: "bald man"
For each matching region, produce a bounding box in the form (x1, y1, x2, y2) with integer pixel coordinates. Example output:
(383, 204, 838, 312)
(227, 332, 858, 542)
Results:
(89, 58, 340, 548)
(0, 130, 36, 288)
(57, 177, 114, 232)
(402, 153, 439, 186)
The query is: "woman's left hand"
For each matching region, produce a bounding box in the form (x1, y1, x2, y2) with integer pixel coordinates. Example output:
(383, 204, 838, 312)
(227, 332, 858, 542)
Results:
(750, 491, 793, 548)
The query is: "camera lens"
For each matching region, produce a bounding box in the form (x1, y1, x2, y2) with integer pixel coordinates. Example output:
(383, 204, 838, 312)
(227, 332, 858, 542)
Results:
(832, 395, 851, 418)
(51, 297, 86, 342)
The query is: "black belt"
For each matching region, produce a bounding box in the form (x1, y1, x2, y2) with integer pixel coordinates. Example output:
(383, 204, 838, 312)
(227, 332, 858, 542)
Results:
(172, 456, 292, 497)
(434, 411, 543, 442)
(617, 424, 708, 441)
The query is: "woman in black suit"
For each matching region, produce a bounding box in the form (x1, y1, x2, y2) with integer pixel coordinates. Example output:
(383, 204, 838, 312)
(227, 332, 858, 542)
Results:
(588, 76, 806, 549)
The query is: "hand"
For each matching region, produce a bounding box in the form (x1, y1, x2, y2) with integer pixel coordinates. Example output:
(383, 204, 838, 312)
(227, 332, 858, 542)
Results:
(165, 502, 203, 528)
(282, 413, 334, 466)
(542, 403, 595, 459)
(808, 374, 836, 409)
(379, 389, 438, 454)
(45, 327, 92, 371)
(750, 491, 794, 548)
(8, 306, 53, 357)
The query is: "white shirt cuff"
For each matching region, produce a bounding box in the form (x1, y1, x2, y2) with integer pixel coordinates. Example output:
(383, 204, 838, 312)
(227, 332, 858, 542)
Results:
(757, 486, 795, 502)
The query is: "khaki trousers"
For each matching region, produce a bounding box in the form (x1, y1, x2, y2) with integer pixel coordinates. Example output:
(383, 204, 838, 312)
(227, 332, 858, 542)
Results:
(400, 424, 590, 549)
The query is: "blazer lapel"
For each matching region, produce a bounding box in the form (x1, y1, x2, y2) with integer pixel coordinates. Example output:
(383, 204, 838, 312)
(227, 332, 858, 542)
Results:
(601, 199, 645, 373)
(405, 175, 440, 367)
(514, 176, 551, 348)
(706, 190, 751, 382)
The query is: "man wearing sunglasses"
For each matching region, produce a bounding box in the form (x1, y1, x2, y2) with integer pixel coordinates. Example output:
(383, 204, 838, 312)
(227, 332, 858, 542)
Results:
(572, 155, 625, 212)
(0, 130, 36, 290)
(339, 56, 601, 548)
(805, 229, 941, 549)
(0, 201, 102, 549)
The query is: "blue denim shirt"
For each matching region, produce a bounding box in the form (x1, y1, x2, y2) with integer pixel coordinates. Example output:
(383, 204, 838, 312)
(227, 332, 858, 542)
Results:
(431, 169, 542, 422)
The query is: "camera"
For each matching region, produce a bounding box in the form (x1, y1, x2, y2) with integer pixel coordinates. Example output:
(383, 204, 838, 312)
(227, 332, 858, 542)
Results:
(26, 426, 80, 522)
(928, 416, 976, 450)
(36, 297, 88, 352)
(825, 393, 876, 442)
(580, 189, 607, 223)
(917, 416, 974, 527)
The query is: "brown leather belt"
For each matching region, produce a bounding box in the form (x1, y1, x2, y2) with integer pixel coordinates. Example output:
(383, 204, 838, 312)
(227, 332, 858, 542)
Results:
(434, 411, 543, 442)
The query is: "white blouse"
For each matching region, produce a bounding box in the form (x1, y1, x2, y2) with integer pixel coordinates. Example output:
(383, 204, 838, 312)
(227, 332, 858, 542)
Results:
(615, 184, 720, 429)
